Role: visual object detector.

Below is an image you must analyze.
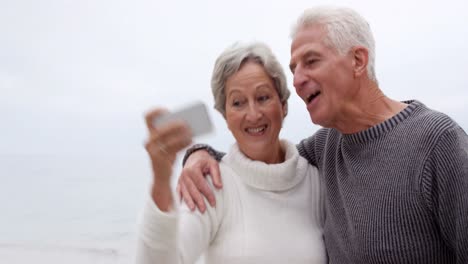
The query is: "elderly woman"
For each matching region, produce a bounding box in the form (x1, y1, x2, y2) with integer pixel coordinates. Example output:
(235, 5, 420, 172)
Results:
(136, 42, 326, 263)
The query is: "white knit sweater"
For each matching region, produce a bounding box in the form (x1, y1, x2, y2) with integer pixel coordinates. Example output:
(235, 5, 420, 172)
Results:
(136, 140, 326, 264)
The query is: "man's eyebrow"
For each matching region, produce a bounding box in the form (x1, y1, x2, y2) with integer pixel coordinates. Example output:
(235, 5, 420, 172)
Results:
(304, 50, 321, 57)
(289, 50, 321, 73)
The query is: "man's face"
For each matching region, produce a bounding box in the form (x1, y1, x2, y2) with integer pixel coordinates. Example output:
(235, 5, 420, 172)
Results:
(289, 24, 356, 128)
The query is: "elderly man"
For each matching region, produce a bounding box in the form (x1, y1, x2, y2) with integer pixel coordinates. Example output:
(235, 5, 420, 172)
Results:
(177, 7, 468, 263)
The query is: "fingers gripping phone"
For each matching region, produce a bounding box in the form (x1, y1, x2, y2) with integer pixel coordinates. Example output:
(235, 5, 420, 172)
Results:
(152, 101, 214, 138)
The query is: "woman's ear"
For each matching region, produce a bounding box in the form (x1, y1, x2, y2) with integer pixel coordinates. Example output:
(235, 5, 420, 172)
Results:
(282, 102, 288, 118)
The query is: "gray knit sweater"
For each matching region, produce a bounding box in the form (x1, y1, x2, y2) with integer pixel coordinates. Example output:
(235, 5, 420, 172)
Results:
(297, 100, 468, 263)
(185, 100, 468, 263)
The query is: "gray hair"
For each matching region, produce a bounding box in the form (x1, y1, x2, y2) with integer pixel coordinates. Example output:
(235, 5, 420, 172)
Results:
(291, 6, 377, 82)
(211, 42, 290, 117)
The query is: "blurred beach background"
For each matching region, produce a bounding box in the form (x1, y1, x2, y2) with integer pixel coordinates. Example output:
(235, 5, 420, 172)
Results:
(0, 154, 146, 263)
(1, 0, 467, 263)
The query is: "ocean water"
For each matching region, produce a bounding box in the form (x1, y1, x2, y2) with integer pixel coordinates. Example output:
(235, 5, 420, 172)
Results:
(0, 153, 181, 263)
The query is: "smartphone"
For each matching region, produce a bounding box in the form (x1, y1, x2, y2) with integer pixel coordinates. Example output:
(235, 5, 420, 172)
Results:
(152, 101, 214, 138)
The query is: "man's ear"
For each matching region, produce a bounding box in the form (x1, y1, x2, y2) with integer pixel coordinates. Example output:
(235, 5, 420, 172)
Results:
(352, 46, 369, 78)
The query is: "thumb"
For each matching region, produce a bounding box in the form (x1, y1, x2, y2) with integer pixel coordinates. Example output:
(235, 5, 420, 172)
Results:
(206, 160, 222, 188)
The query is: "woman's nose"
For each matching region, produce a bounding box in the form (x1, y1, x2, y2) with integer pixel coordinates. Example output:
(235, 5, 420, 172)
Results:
(245, 103, 262, 122)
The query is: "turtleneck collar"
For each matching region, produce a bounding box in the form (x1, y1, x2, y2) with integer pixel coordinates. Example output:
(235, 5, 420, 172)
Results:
(222, 140, 309, 191)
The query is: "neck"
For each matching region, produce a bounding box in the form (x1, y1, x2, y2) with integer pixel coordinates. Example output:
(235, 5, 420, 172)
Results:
(333, 81, 408, 134)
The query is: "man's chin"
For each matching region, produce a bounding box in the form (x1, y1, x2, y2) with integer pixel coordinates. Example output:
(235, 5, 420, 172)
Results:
(309, 114, 328, 128)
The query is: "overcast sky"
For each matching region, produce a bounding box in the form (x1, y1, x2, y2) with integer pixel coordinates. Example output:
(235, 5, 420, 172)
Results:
(1, 0, 467, 158)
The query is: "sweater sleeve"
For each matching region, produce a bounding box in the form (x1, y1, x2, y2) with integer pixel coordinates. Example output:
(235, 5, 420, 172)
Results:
(136, 179, 224, 264)
(182, 144, 226, 165)
(421, 126, 468, 263)
(297, 134, 318, 167)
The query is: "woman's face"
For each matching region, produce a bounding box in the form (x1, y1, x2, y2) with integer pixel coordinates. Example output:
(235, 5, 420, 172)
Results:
(225, 61, 286, 163)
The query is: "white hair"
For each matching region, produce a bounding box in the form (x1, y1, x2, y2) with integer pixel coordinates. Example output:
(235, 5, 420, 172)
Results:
(291, 6, 377, 82)
(211, 42, 290, 117)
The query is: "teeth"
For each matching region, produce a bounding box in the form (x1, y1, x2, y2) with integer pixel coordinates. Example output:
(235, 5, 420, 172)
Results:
(307, 91, 320, 103)
(246, 126, 266, 133)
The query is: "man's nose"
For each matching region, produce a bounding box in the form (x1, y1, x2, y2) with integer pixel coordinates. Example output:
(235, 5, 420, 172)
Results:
(293, 66, 308, 94)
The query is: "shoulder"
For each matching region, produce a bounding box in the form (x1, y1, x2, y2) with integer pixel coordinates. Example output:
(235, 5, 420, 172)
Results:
(219, 160, 237, 184)
(297, 128, 337, 165)
(407, 102, 463, 144)
(216, 159, 244, 197)
(414, 103, 458, 129)
(298, 156, 320, 180)
(299, 128, 338, 149)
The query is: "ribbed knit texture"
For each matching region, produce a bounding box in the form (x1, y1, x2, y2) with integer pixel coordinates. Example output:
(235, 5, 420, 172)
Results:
(136, 140, 326, 264)
(298, 100, 468, 263)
